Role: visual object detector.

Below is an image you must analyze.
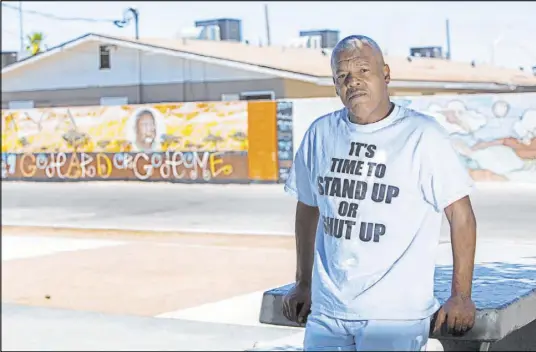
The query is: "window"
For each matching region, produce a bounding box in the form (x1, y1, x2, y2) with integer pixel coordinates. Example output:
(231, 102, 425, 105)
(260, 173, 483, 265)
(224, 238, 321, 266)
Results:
(8, 100, 34, 109)
(221, 93, 240, 101)
(239, 91, 275, 101)
(100, 97, 128, 106)
(99, 45, 111, 69)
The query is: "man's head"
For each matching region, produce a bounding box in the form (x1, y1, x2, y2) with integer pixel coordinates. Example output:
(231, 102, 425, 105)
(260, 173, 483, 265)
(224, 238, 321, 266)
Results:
(331, 35, 391, 115)
(135, 109, 157, 148)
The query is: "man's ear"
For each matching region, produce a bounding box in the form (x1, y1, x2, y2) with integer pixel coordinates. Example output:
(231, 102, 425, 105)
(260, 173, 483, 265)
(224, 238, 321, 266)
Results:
(383, 64, 391, 84)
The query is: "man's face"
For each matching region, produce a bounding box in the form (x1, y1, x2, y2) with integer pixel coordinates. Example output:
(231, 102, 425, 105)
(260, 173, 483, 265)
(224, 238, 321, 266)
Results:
(136, 113, 156, 145)
(332, 43, 390, 111)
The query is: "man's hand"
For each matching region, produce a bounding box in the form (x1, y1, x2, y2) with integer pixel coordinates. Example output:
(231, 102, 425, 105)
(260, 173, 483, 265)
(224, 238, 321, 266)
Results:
(283, 201, 318, 325)
(433, 294, 476, 336)
(282, 282, 311, 325)
(435, 196, 477, 336)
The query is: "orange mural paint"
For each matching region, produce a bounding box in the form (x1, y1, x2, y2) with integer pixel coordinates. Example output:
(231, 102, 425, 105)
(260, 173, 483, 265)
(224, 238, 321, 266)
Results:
(247, 101, 279, 182)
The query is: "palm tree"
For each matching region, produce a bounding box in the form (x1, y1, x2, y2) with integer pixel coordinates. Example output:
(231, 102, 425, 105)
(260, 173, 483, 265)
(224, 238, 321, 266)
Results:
(26, 32, 45, 56)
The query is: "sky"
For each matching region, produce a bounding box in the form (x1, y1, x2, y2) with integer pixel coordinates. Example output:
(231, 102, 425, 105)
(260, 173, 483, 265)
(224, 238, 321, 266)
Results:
(1, 1, 535, 71)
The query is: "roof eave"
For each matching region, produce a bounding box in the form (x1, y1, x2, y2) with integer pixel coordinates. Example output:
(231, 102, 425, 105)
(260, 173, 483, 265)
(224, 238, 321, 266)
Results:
(1, 33, 96, 75)
(1, 33, 322, 85)
(1, 33, 528, 92)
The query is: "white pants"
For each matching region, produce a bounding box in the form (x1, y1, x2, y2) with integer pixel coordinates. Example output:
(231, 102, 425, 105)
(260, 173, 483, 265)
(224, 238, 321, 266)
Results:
(303, 312, 431, 351)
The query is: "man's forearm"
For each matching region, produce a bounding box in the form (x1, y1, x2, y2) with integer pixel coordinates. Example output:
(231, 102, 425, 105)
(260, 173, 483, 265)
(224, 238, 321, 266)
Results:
(295, 201, 319, 287)
(446, 197, 477, 298)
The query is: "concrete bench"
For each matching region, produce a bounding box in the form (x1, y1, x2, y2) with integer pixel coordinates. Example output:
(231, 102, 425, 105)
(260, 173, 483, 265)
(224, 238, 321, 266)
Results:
(257, 241, 536, 351)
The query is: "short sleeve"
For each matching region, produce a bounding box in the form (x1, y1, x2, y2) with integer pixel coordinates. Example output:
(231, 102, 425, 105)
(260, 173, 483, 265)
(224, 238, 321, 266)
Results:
(420, 124, 474, 212)
(284, 131, 318, 207)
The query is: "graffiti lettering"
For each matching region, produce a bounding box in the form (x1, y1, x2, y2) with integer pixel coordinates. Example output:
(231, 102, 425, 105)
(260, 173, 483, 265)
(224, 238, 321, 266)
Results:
(210, 152, 233, 178)
(96, 153, 112, 178)
(1, 153, 17, 178)
(20, 153, 37, 177)
(1, 152, 247, 182)
(108, 151, 233, 181)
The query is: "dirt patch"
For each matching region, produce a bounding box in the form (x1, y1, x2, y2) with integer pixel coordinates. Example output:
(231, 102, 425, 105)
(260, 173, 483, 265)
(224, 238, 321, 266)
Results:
(2, 226, 296, 316)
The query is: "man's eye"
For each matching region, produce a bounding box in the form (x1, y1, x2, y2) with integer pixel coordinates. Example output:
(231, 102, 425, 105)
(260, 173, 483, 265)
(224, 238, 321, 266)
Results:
(338, 75, 346, 80)
(360, 68, 370, 73)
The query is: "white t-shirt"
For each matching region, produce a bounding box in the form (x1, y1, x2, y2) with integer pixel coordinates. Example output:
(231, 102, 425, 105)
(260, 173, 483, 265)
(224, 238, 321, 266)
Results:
(284, 103, 474, 320)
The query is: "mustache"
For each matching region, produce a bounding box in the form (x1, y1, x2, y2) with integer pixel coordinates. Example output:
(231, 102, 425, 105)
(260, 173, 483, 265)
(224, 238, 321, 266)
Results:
(347, 89, 367, 98)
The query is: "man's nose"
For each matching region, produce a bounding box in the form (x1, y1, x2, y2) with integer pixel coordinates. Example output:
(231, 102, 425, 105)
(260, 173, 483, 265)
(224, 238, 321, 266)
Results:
(345, 75, 362, 87)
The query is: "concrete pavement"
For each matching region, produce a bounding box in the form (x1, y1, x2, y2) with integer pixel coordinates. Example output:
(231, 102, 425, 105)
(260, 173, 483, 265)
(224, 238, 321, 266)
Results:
(1, 303, 301, 351)
(2, 181, 536, 240)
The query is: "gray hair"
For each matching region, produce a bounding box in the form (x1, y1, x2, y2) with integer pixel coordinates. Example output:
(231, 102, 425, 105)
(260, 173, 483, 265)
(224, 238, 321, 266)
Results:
(331, 35, 384, 71)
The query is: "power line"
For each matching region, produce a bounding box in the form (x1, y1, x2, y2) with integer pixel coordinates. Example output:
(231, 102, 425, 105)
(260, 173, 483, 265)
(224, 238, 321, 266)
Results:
(1, 2, 116, 23)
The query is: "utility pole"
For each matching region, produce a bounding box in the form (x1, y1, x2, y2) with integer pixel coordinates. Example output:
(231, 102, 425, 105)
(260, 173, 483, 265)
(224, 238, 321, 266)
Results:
(445, 19, 451, 60)
(19, 1, 24, 55)
(264, 3, 271, 46)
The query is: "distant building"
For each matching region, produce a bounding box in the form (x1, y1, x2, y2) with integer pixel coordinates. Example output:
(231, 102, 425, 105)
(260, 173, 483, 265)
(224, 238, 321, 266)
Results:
(2, 33, 535, 108)
(299, 30, 339, 49)
(1, 52, 18, 69)
(195, 18, 242, 42)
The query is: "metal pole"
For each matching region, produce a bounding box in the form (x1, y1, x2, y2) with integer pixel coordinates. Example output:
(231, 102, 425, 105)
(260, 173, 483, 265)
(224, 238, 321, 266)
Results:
(18, 1, 24, 54)
(130, 8, 142, 104)
(445, 19, 451, 60)
(264, 4, 271, 46)
(131, 8, 139, 40)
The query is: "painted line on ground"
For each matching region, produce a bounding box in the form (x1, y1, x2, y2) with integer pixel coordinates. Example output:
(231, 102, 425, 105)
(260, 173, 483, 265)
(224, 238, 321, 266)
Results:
(0, 223, 455, 242)
(1, 222, 294, 237)
(1, 235, 127, 261)
(155, 290, 298, 329)
(155, 242, 293, 252)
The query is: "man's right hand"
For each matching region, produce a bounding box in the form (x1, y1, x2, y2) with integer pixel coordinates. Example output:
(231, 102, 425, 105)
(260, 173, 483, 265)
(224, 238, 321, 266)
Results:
(282, 282, 311, 325)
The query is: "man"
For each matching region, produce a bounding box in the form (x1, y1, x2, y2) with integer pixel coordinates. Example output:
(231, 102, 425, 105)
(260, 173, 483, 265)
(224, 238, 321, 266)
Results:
(282, 35, 477, 351)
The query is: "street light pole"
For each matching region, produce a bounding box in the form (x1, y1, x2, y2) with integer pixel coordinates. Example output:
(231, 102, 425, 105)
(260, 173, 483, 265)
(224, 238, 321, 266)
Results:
(113, 7, 139, 40)
(18, 1, 24, 55)
(114, 8, 142, 103)
(130, 8, 139, 40)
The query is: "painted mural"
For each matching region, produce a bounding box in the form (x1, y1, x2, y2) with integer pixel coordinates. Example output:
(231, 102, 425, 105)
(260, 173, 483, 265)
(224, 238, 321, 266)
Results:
(2, 94, 535, 183)
(289, 93, 536, 183)
(1, 101, 249, 182)
(398, 93, 536, 182)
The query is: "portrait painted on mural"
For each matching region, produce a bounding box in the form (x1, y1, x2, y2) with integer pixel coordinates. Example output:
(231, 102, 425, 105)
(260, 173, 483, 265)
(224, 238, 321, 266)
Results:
(125, 107, 167, 152)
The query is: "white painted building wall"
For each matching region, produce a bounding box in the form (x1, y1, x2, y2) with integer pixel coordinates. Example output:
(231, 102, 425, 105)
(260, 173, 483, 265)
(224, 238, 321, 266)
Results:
(1, 40, 273, 93)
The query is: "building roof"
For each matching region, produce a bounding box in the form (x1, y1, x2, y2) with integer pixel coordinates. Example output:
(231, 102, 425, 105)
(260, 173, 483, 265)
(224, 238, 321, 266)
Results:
(3, 33, 535, 90)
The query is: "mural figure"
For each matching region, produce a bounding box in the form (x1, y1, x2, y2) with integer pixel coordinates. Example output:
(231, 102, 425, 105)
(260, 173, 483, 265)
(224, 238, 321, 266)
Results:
(125, 107, 166, 152)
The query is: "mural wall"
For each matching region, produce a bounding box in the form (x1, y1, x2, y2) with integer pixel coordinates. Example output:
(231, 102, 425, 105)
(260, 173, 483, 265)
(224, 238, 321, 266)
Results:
(275, 101, 294, 183)
(1, 101, 250, 182)
(289, 93, 536, 183)
(2, 94, 534, 183)
(401, 94, 536, 182)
